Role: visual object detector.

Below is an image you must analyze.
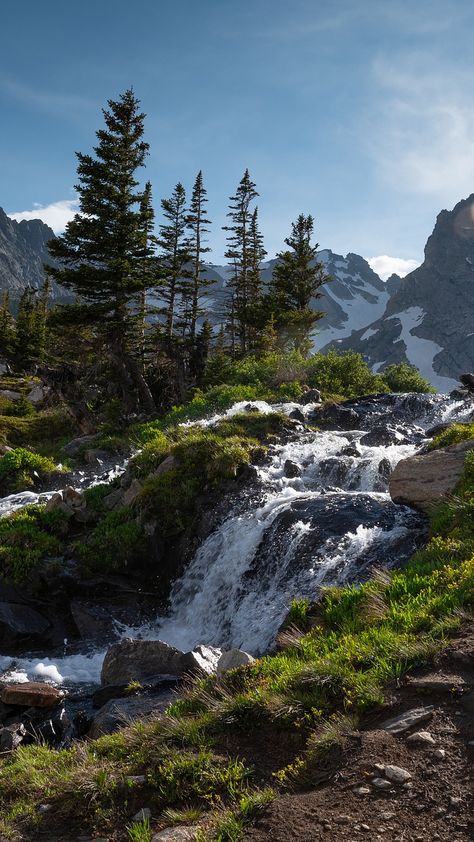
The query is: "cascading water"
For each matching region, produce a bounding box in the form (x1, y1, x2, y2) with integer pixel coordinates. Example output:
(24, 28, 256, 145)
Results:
(0, 391, 472, 686)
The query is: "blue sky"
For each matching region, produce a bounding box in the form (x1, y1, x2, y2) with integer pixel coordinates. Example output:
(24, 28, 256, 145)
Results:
(2, 0, 474, 276)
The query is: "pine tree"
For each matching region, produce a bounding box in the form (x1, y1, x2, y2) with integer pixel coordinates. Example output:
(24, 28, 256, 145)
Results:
(46, 89, 155, 411)
(246, 207, 267, 349)
(269, 214, 330, 353)
(157, 182, 190, 344)
(15, 287, 38, 368)
(136, 181, 158, 365)
(223, 169, 259, 354)
(33, 278, 51, 362)
(184, 171, 213, 343)
(0, 291, 15, 358)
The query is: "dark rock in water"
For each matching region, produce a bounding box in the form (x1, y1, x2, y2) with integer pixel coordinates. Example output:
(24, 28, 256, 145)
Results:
(61, 434, 96, 456)
(245, 493, 425, 594)
(70, 600, 117, 641)
(300, 388, 321, 404)
(360, 426, 398, 447)
(101, 639, 186, 685)
(449, 388, 471, 400)
(339, 444, 361, 458)
(89, 691, 175, 738)
(0, 603, 50, 645)
(284, 459, 302, 478)
(378, 458, 392, 480)
(460, 372, 474, 392)
(425, 422, 452, 438)
(289, 408, 305, 423)
(311, 403, 360, 430)
(92, 675, 179, 709)
(319, 457, 350, 488)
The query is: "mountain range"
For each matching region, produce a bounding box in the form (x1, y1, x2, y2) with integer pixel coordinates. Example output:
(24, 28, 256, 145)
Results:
(1, 195, 473, 389)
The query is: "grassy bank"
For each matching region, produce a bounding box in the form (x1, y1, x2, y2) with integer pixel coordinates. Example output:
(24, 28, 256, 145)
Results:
(0, 428, 472, 840)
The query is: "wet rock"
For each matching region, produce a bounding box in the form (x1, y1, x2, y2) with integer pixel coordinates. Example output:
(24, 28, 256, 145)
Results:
(340, 444, 361, 458)
(0, 722, 26, 751)
(406, 730, 436, 746)
(283, 459, 302, 478)
(360, 426, 398, 446)
(384, 765, 412, 784)
(70, 601, 116, 641)
(460, 372, 474, 392)
(216, 649, 255, 674)
(83, 448, 110, 465)
(377, 458, 392, 480)
(0, 602, 50, 642)
(389, 440, 474, 512)
(89, 692, 175, 738)
(101, 639, 187, 685)
(1, 682, 64, 708)
(380, 706, 434, 735)
(289, 408, 305, 423)
(92, 676, 179, 708)
(310, 403, 360, 430)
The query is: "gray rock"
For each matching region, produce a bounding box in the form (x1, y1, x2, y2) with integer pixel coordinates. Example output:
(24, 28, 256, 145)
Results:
(371, 777, 392, 790)
(390, 440, 474, 512)
(0, 722, 26, 751)
(384, 765, 412, 784)
(121, 478, 143, 507)
(300, 388, 321, 404)
(103, 488, 124, 510)
(152, 827, 200, 841)
(0, 602, 50, 638)
(28, 384, 49, 405)
(289, 408, 305, 423)
(360, 426, 398, 447)
(406, 730, 436, 746)
(132, 808, 151, 823)
(89, 692, 175, 738)
(150, 454, 176, 479)
(216, 649, 255, 675)
(433, 748, 446, 759)
(61, 435, 96, 456)
(83, 448, 110, 466)
(182, 645, 222, 676)
(0, 389, 21, 401)
(380, 706, 434, 735)
(101, 639, 187, 685)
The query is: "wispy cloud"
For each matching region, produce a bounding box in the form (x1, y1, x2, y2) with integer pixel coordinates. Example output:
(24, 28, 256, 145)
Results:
(8, 199, 78, 233)
(0, 76, 96, 119)
(367, 255, 419, 280)
(369, 53, 474, 202)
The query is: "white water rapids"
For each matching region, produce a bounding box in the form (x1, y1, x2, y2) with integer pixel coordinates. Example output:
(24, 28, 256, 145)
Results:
(0, 392, 472, 687)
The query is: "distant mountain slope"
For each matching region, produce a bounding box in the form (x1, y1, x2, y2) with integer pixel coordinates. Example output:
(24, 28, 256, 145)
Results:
(0, 207, 66, 307)
(327, 194, 474, 390)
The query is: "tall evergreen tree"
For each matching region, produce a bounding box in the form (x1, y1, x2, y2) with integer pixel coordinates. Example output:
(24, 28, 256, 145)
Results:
(0, 291, 15, 358)
(269, 214, 330, 353)
(246, 207, 267, 349)
(136, 180, 158, 365)
(184, 171, 213, 342)
(157, 182, 190, 344)
(223, 169, 259, 354)
(46, 89, 155, 411)
(15, 287, 38, 368)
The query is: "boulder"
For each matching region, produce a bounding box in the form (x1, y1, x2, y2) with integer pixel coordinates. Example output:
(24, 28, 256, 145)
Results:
(460, 372, 474, 392)
(182, 645, 221, 676)
(89, 692, 175, 738)
(360, 426, 398, 447)
(1, 682, 64, 709)
(70, 601, 116, 641)
(283, 459, 302, 478)
(0, 389, 21, 402)
(0, 722, 26, 751)
(62, 486, 85, 509)
(0, 602, 50, 641)
(389, 440, 474, 512)
(101, 639, 187, 685)
(311, 403, 360, 431)
(380, 706, 434, 735)
(83, 448, 110, 466)
(152, 828, 200, 841)
(61, 434, 96, 456)
(300, 388, 321, 404)
(288, 408, 305, 424)
(150, 454, 176, 479)
(121, 478, 143, 507)
(103, 488, 124, 510)
(216, 649, 255, 675)
(27, 384, 50, 405)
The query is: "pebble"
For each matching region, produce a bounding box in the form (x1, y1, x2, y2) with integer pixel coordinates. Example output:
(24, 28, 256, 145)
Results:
(354, 786, 371, 795)
(379, 812, 396, 820)
(433, 748, 446, 759)
(133, 807, 152, 822)
(449, 796, 462, 807)
(406, 730, 436, 746)
(384, 764, 412, 784)
(374, 763, 385, 774)
(38, 804, 52, 814)
(360, 824, 370, 832)
(372, 777, 392, 790)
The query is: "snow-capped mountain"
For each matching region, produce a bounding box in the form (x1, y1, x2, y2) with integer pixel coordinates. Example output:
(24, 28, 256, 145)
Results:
(327, 194, 474, 389)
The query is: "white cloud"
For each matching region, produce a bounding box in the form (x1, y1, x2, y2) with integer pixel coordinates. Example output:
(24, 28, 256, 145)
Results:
(369, 54, 474, 202)
(8, 199, 79, 233)
(367, 255, 420, 280)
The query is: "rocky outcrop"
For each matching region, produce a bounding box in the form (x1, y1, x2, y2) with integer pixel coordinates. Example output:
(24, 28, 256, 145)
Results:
(327, 195, 474, 387)
(101, 639, 187, 685)
(389, 440, 474, 512)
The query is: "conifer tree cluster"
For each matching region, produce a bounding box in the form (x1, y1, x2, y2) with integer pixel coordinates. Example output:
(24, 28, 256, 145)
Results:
(1, 89, 331, 416)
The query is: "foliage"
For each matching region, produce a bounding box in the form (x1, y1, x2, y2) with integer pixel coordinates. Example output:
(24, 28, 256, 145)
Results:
(76, 507, 146, 572)
(0, 447, 59, 492)
(380, 362, 436, 394)
(0, 505, 67, 583)
(428, 422, 474, 451)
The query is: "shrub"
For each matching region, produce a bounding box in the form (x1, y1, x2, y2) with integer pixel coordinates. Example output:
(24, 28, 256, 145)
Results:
(380, 362, 435, 394)
(0, 505, 67, 583)
(77, 507, 146, 572)
(0, 447, 59, 491)
(428, 422, 474, 451)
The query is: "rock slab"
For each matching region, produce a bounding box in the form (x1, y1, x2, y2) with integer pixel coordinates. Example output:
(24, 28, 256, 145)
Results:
(0, 682, 64, 708)
(389, 440, 474, 512)
(101, 639, 186, 685)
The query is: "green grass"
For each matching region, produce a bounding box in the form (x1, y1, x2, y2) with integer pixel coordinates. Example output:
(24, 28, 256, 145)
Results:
(0, 504, 68, 584)
(0, 447, 61, 493)
(428, 422, 474, 450)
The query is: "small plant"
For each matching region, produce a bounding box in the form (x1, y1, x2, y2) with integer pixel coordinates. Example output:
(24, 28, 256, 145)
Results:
(0, 447, 60, 492)
(126, 816, 152, 842)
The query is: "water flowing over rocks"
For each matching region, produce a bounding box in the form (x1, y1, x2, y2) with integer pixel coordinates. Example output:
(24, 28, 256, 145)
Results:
(1, 389, 473, 688)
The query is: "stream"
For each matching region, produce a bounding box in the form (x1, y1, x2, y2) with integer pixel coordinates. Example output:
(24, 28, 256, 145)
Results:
(0, 391, 472, 688)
